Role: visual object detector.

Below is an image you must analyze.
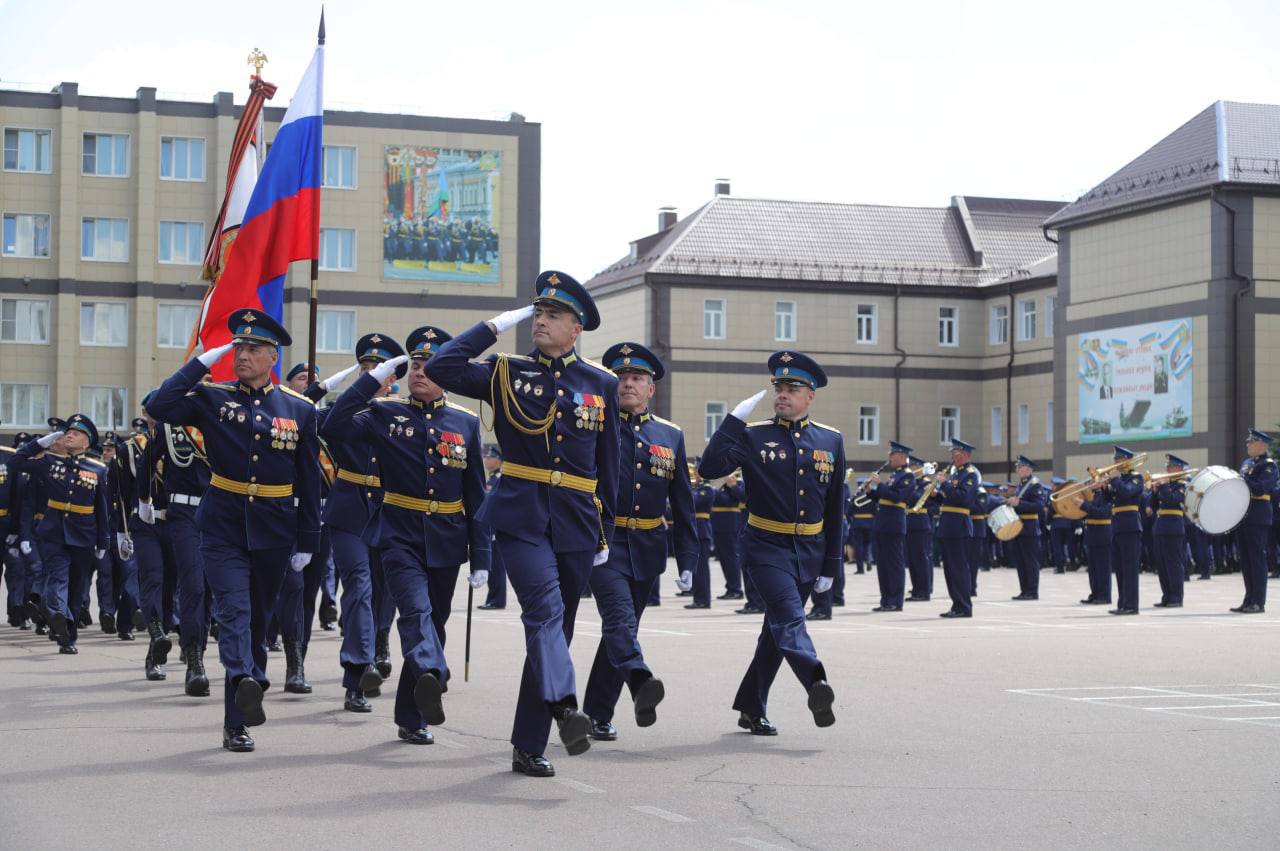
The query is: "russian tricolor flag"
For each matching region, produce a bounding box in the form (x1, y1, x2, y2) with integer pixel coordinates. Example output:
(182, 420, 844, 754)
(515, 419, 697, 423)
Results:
(197, 33, 324, 380)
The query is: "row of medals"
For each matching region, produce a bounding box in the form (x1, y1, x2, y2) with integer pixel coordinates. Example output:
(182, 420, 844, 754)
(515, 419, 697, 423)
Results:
(272, 424, 298, 451)
(650, 452, 674, 480)
(575, 404, 605, 431)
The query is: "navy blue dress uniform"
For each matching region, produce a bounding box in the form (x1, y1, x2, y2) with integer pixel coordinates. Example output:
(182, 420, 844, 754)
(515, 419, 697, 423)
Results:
(480, 445, 509, 609)
(1009, 457, 1046, 600)
(905, 456, 934, 602)
(932, 441, 980, 617)
(970, 484, 994, 580)
(870, 442, 915, 611)
(0, 438, 25, 627)
(12, 432, 49, 625)
(692, 470, 716, 604)
(13, 415, 111, 652)
(1233, 429, 1278, 613)
(1104, 446, 1144, 614)
(1080, 483, 1114, 604)
(323, 326, 490, 739)
(848, 481, 875, 574)
(699, 351, 842, 734)
(582, 342, 696, 738)
(1153, 455, 1190, 608)
(95, 434, 140, 641)
(146, 309, 321, 748)
(711, 477, 746, 601)
(425, 271, 619, 772)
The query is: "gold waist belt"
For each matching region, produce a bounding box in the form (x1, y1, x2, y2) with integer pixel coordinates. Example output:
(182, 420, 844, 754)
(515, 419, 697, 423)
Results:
(1157, 509, 1185, 516)
(879, 500, 906, 509)
(940, 506, 970, 515)
(614, 516, 664, 530)
(382, 492, 464, 514)
(210, 474, 293, 498)
(695, 512, 711, 519)
(500, 461, 597, 494)
(1113, 505, 1139, 513)
(47, 499, 94, 515)
(337, 469, 382, 488)
(747, 513, 823, 536)
(711, 506, 741, 513)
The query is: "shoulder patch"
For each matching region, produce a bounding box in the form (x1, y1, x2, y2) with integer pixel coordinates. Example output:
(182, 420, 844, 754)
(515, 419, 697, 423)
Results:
(206, 382, 237, 390)
(650, 414, 682, 431)
(578, 356, 615, 376)
(498, 353, 536, 363)
(746, 420, 773, 427)
(372, 395, 409, 404)
(81, 457, 107, 469)
(446, 400, 479, 418)
(279, 386, 317, 405)
(809, 420, 841, 435)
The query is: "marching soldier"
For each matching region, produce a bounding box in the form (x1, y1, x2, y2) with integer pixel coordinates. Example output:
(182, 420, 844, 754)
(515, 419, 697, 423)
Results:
(932, 439, 979, 618)
(146, 308, 321, 753)
(426, 271, 619, 777)
(904, 455, 933, 603)
(1, 433, 25, 628)
(1078, 471, 1114, 605)
(691, 463, 715, 606)
(1153, 454, 1190, 608)
(700, 350, 842, 735)
(1232, 429, 1277, 613)
(581, 342, 696, 741)
(1100, 446, 1144, 615)
(1006, 456, 1046, 601)
(867, 442, 914, 612)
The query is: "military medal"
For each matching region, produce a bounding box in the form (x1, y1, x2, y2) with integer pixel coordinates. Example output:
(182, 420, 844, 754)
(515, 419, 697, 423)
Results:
(405, 426, 414, 437)
(533, 385, 543, 397)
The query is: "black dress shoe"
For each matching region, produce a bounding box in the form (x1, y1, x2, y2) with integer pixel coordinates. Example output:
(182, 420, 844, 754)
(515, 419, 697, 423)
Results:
(77, 606, 93, 628)
(58, 644, 78, 655)
(209, 622, 220, 640)
(551, 703, 591, 755)
(633, 676, 665, 728)
(100, 612, 115, 634)
(939, 610, 971, 618)
(906, 595, 930, 602)
(735, 606, 764, 615)
(222, 726, 255, 752)
(48, 612, 69, 642)
(131, 610, 145, 631)
(871, 605, 902, 612)
(737, 712, 777, 736)
(319, 621, 336, 631)
(359, 664, 383, 697)
(805, 610, 831, 620)
(717, 591, 744, 600)
(145, 650, 166, 681)
(511, 747, 554, 777)
(344, 689, 372, 713)
(1160, 602, 1183, 608)
(1108, 608, 1139, 615)
(1230, 604, 1264, 614)
(1079, 598, 1099, 605)
(319, 602, 338, 623)
(147, 621, 172, 666)
(684, 603, 710, 609)
(375, 631, 393, 679)
(234, 678, 266, 727)
(414, 672, 446, 725)
(478, 602, 505, 610)
(1011, 594, 1039, 601)
(267, 639, 283, 652)
(1195, 575, 1211, 580)
(807, 680, 836, 728)
(35, 623, 47, 635)
(118, 630, 135, 641)
(675, 590, 692, 597)
(185, 650, 210, 696)
(398, 726, 434, 745)
(832, 599, 845, 607)
(589, 719, 618, 741)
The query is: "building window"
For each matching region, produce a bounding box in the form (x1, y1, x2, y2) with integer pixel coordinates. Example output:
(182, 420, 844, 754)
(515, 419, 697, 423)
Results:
(1017, 403, 1030, 444)
(319, 228, 355, 271)
(322, 145, 356, 188)
(0, 382, 49, 427)
(856, 304, 877, 344)
(938, 305, 958, 346)
(703, 298, 725, 340)
(1, 298, 50, 343)
(774, 301, 796, 342)
(82, 133, 129, 177)
(1018, 299, 1037, 341)
(157, 303, 198, 348)
(991, 407, 1003, 447)
(1046, 399, 1054, 442)
(160, 136, 206, 181)
(158, 221, 204, 265)
(3, 128, 52, 173)
(858, 405, 879, 445)
(939, 406, 959, 445)
(990, 304, 1008, 345)
(705, 401, 726, 441)
(81, 217, 129, 262)
(1045, 295, 1055, 338)
(316, 309, 355, 353)
(81, 386, 128, 431)
(2, 212, 51, 258)
(80, 301, 127, 347)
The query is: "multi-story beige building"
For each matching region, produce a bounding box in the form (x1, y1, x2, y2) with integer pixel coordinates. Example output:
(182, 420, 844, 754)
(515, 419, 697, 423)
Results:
(0, 81, 536, 441)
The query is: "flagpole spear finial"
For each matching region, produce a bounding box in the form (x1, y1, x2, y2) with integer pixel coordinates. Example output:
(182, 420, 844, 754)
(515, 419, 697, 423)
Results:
(318, 7, 326, 45)
(247, 48, 268, 79)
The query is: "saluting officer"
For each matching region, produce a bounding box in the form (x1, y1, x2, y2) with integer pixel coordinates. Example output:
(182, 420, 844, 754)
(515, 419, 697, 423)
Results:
(146, 309, 321, 753)
(867, 442, 915, 612)
(932, 438, 980, 618)
(1006, 456, 1046, 601)
(1233, 429, 1277, 614)
(1153, 454, 1190, 608)
(581, 342, 696, 742)
(700, 351, 843, 736)
(1104, 446, 1144, 615)
(426, 271, 619, 778)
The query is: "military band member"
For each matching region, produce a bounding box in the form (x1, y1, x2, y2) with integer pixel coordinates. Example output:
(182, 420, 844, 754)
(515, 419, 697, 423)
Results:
(1079, 473, 1114, 605)
(147, 309, 321, 753)
(691, 463, 716, 606)
(582, 342, 695, 741)
(1006, 456, 1046, 601)
(932, 439, 979, 618)
(1232, 429, 1277, 614)
(904, 455, 934, 603)
(848, 479, 875, 575)
(1048, 478, 1073, 574)
(1152, 454, 1190, 608)
(867, 442, 915, 612)
(1103, 446, 1144, 615)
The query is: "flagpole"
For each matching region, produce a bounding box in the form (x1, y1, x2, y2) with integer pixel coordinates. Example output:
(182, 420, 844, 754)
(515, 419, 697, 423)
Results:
(307, 7, 326, 379)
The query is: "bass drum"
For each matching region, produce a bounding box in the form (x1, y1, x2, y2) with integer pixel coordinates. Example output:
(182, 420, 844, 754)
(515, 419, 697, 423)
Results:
(1185, 465, 1250, 534)
(988, 503, 1024, 542)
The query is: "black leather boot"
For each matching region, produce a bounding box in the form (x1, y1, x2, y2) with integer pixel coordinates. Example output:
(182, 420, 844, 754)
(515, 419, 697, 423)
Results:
(283, 641, 311, 694)
(145, 648, 165, 681)
(147, 620, 171, 665)
(375, 630, 392, 679)
(185, 649, 210, 696)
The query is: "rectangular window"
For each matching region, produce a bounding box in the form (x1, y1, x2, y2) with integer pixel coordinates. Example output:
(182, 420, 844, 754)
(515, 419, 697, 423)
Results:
(939, 406, 959, 445)
(82, 132, 129, 177)
(80, 301, 127, 347)
(158, 220, 204, 265)
(990, 304, 1008, 345)
(856, 303, 877, 344)
(322, 145, 356, 188)
(3, 128, 52, 173)
(991, 406, 1003, 447)
(1017, 403, 1030, 444)
(159, 136, 205, 181)
(81, 217, 129, 262)
(1, 298, 50, 343)
(703, 298, 725, 340)
(1046, 399, 1055, 442)
(858, 405, 879, 445)
(1018, 299, 1037, 341)
(774, 300, 796, 342)
(157, 303, 199, 348)
(80, 385, 128, 431)
(319, 227, 356, 271)
(705, 401, 726, 442)
(1045, 295, 1056, 338)
(2, 212, 52, 257)
(938, 305, 958, 346)
(0, 382, 50, 427)
(317, 309, 356, 353)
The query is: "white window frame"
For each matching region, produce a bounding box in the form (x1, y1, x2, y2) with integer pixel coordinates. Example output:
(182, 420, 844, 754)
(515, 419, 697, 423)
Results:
(80, 385, 129, 432)
(855, 303, 878, 344)
(1, 297, 51, 344)
(79, 301, 128, 347)
(703, 298, 725, 340)
(159, 135, 207, 182)
(1017, 299, 1037, 341)
(80, 216, 130, 263)
(2, 211, 52, 258)
(1046, 399, 1055, 442)
(939, 406, 960, 446)
(316, 309, 357, 354)
(858, 405, 879, 445)
(322, 144, 358, 189)
(156, 302, 199, 348)
(990, 304, 1009, 345)
(938, 305, 958, 347)
(774, 300, 796, 342)
(1044, 295, 1056, 338)
(1017, 403, 1030, 445)
(0, 382, 50, 428)
(2, 127, 53, 174)
(705, 401, 726, 442)
(991, 406, 1003, 447)
(319, 227, 357, 272)
(158, 220, 205, 266)
(81, 131, 131, 178)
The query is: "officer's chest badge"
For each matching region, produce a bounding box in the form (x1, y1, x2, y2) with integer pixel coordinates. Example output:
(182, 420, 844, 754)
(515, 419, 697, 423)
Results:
(648, 444, 674, 479)
(437, 431, 467, 468)
(218, 400, 242, 421)
(270, 417, 299, 450)
(573, 393, 607, 431)
(813, 449, 834, 481)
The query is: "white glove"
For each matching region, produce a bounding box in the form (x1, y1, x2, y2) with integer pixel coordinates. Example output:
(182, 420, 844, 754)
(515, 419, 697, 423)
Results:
(676, 570, 693, 592)
(198, 341, 235, 368)
(290, 552, 312, 573)
(6, 548, 17, 560)
(488, 304, 535, 334)
(117, 533, 134, 560)
(369, 355, 409, 383)
(4, 534, 15, 545)
(814, 576, 834, 594)
(94, 548, 106, 560)
(37, 430, 65, 448)
(592, 547, 610, 567)
(468, 570, 489, 589)
(137, 501, 155, 525)
(321, 362, 360, 391)
(1075, 527, 1084, 536)
(731, 389, 768, 421)
(20, 541, 32, 555)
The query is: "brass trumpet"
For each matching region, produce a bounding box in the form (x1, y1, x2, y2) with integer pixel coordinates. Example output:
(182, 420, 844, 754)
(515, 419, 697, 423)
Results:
(1050, 452, 1148, 519)
(1144, 468, 1198, 488)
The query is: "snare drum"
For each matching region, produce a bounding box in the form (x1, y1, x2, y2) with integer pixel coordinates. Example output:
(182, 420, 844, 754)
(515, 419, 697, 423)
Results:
(988, 503, 1024, 541)
(1185, 466, 1250, 534)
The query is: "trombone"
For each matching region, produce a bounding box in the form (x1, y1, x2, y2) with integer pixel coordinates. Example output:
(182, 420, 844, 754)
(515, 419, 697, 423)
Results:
(1144, 467, 1198, 489)
(1049, 452, 1148, 519)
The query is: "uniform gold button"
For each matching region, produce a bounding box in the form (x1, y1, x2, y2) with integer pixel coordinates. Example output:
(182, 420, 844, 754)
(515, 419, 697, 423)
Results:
(556, 435, 564, 442)
(427, 414, 432, 419)
(635, 483, 641, 489)
(634, 504, 640, 511)
(254, 434, 261, 441)
(636, 441, 642, 448)
(554, 371, 561, 378)
(256, 415, 262, 421)
(429, 468, 435, 474)
(634, 425, 640, 431)
(254, 400, 261, 406)
(252, 454, 259, 461)
(557, 389, 564, 396)
(636, 463, 642, 469)
(428, 489, 435, 495)
(799, 469, 805, 475)
(794, 432, 800, 438)
(430, 428, 436, 434)
(248, 496, 254, 503)
(798, 449, 804, 455)
(799, 489, 805, 495)
(250, 476, 257, 482)
(556, 412, 563, 419)
(800, 510, 806, 516)
(554, 457, 561, 463)
(371, 456, 376, 462)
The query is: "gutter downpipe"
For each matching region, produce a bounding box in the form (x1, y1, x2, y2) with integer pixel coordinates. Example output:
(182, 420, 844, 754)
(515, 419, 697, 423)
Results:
(893, 283, 906, 445)
(1209, 186, 1252, 453)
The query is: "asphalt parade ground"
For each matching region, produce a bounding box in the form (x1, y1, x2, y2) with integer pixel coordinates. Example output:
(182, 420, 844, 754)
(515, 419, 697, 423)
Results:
(3, 565, 1279, 850)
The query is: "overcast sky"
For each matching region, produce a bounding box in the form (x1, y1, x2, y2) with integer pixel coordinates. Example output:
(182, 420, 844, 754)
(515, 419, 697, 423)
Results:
(4, 0, 1280, 280)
